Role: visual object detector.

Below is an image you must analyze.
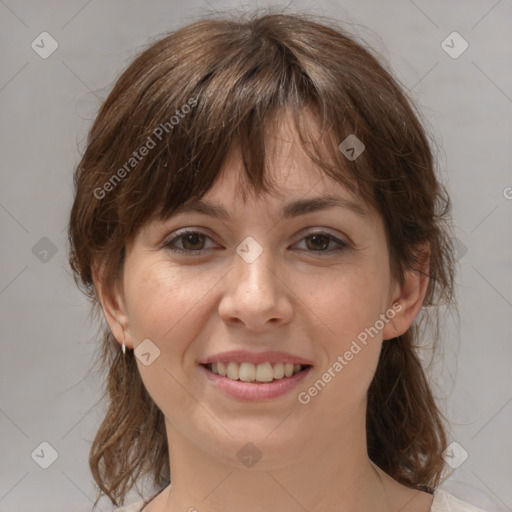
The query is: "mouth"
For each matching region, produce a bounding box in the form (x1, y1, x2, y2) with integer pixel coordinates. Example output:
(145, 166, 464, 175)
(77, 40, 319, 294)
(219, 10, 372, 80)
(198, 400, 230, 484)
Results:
(201, 361, 312, 383)
(199, 360, 313, 401)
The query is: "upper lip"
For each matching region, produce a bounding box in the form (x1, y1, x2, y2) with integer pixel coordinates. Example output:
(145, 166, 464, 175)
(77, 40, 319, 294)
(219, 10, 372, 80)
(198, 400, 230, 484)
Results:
(199, 350, 313, 366)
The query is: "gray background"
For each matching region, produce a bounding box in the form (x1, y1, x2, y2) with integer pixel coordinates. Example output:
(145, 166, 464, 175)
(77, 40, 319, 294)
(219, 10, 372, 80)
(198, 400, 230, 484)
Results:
(1, 0, 511, 511)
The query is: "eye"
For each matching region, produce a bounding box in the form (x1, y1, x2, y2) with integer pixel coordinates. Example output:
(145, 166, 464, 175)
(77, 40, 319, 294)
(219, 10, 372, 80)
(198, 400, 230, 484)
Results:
(165, 230, 214, 254)
(164, 229, 348, 255)
(293, 232, 348, 253)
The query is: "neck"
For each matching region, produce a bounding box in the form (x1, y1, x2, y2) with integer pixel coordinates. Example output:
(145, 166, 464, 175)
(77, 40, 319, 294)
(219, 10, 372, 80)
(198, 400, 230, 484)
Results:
(148, 418, 397, 512)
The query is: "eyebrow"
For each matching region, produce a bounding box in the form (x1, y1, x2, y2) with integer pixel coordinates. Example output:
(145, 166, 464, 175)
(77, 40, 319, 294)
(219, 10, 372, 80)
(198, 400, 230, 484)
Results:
(170, 195, 368, 221)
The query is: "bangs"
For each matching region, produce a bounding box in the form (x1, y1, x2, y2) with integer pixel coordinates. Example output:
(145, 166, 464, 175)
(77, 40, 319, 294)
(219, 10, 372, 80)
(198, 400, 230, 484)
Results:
(96, 15, 382, 238)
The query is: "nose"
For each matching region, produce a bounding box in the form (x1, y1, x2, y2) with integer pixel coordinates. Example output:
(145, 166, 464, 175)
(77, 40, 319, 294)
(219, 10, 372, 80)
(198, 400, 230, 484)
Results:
(218, 246, 293, 331)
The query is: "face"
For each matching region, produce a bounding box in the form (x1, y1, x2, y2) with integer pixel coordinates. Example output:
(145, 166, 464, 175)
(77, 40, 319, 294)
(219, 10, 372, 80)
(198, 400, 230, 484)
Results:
(99, 114, 421, 471)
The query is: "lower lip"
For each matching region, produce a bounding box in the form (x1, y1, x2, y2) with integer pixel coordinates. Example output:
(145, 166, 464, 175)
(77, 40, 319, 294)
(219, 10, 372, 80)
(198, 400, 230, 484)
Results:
(199, 365, 312, 401)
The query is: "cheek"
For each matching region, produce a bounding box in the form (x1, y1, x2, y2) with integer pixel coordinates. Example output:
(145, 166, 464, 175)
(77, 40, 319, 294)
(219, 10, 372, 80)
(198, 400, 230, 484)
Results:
(294, 261, 389, 417)
(305, 261, 390, 346)
(123, 260, 213, 343)
(123, 261, 213, 415)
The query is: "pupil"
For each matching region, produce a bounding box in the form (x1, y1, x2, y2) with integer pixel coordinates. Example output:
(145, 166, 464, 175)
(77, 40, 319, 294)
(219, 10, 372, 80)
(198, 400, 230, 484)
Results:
(307, 234, 329, 251)
(184, 233, 204, 250)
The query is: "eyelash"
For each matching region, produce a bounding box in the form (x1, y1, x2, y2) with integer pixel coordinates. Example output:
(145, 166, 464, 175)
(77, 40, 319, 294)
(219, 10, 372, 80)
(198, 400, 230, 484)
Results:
(164, 229, 348, 256)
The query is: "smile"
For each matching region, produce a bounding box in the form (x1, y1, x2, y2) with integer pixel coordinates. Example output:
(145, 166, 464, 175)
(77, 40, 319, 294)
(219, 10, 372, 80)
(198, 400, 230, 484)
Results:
(199, 362, 312, 401)
(205, 361, 309, 382)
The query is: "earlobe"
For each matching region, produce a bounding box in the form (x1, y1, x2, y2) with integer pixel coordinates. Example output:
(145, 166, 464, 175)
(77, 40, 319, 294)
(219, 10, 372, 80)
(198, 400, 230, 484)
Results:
(382, 245, 430, 340)
(92, 264, 132, 350)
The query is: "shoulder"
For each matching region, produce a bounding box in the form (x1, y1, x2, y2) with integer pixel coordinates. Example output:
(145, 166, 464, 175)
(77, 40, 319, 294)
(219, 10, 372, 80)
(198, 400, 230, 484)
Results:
(114, 488, 487, 512)
(112, 499, 146, 512)
(431, 489, 487, 512)
(113, 483, 169, 511)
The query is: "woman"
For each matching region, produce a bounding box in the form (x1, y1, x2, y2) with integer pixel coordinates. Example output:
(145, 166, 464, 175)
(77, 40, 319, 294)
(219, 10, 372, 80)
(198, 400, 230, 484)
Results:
(68, 10, 486, 512)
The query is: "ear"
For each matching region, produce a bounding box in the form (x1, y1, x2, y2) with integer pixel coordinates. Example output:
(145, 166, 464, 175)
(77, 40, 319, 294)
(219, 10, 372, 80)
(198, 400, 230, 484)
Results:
(382, 244, 430, 341)
(92, 263, 133, 350)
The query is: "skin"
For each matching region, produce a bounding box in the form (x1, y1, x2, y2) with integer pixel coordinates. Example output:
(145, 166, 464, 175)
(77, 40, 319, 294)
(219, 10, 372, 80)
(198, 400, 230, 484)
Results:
(94, 111, 433, 512)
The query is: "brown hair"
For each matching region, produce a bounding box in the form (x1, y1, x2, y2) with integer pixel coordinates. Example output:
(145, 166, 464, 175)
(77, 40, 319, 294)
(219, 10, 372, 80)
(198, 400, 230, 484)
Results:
(67, 9, 456, 507)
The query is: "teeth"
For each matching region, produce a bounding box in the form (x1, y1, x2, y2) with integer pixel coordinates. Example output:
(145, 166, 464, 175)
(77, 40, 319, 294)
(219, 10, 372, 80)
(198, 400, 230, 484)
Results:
(256, 362, 274, 382)
(273, 362, 284, 379)
(239, 362, 256, 382)
(226, 362, 239, 380)
(217, 361, 227, 377)
(208, 361, 305, 382)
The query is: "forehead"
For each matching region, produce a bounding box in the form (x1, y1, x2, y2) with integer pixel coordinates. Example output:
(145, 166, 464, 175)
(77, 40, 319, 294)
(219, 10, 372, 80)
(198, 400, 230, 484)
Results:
(157, 152, 375, 237)
(197, 110, 368, 215)
(210, 109, 362, 202)
(194, 157, 367, 222)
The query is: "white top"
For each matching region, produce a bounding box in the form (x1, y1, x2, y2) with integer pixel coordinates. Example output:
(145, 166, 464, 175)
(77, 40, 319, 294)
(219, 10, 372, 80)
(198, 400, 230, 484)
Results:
(113, 488, 487, 512)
